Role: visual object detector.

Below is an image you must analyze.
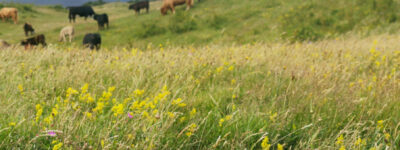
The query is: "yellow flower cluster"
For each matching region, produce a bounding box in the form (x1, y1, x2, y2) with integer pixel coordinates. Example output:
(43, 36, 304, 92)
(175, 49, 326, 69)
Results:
(35, 104, 43, 123)
(261, 136, 271, 150)
(219, 115, 233, 127)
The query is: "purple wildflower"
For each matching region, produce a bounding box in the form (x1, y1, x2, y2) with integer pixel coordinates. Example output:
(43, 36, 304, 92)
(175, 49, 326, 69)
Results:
(128, 112, 133, 119)
(48, 131, 56, 137)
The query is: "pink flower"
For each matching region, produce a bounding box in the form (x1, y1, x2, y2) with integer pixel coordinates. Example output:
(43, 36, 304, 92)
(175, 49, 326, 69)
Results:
(48, 131, 56, 137)
(128, 112, 133, 119)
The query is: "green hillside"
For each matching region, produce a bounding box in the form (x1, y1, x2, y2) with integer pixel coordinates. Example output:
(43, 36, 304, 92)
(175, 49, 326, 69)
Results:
(1, 0, 400, 49)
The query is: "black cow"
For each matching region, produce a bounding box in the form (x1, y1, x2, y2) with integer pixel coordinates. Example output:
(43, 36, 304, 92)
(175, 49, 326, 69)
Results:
(23, 23, 35, 36)
(83, 33, 101, 50)
(129, 1, 149, 14)
(68, 6, 95, 23)
(93, 14, 109, 30)
(21, 34, 47, 49)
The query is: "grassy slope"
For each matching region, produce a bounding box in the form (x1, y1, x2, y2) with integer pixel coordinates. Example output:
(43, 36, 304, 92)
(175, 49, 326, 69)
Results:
(0, 36, 399, 149)
(2, 0, 400, 49)
(0, 0, 336, 48)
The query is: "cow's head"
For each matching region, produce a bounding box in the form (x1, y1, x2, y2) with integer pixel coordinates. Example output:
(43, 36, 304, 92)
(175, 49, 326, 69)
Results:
(21, 40, 27, 46)
(161, 7, 168, 15)
(93, 15, 98, 20)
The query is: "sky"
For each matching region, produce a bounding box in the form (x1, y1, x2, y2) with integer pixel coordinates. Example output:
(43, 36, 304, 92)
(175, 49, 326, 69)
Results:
(1, 0, 130, 7)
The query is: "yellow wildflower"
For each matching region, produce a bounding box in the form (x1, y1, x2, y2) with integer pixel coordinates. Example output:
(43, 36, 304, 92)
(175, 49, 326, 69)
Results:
(185, 131, 192, 137)
(225, 115, 232, 121)
(178, 103, 187, 107)
(269, 112, 277, 122)
(377, 120, 384, 130)
(35, 104, 43, 123)
(172, 98, 183, 105)
(133, 89, 145, 97)
(66, 87, 78, 99)
(93, 102, 105, 113)
(216, 66, 223, 73)
(232, 95, 236, 99)
(190, 108, 197, 117)
(18, 84, 24, 94)
(336, 134, 344, 145)
(339, 145, 346, 150)
(52, 142, 63, 150)
(81, 83, 89, 94)
(111, 104, 124, 116)
(277, 144, 283, 150)
(9, 122, 16, 127)
(168, 112, 175, 118)
(108, 86, 116, 92)
(261, 136, 271, 150)
(101, 140, 105, 148)
(86, 112, 93, 119)
(219, 118, 225, 127)
(385, 133, 390, 141)
(228, 65, 234, 71)
(231, 79, 236, 85)
(180, 117, 186, 122)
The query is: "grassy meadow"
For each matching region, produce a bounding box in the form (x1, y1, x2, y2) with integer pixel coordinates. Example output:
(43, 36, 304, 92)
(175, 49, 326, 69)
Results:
(0, 0, 400, 149)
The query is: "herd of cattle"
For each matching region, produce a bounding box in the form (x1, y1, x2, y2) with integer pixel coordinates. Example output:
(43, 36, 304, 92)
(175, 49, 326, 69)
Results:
(0, 0, 196, 50)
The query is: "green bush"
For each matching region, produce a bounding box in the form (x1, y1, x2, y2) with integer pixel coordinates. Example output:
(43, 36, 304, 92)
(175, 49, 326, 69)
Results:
(47, 5, 66, 12)
(279, 0, 399, 42)
(136, 22, 166, 38)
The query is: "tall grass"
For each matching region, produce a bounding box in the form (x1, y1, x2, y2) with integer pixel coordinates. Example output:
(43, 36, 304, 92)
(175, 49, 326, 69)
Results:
(0, 35, 399, 149)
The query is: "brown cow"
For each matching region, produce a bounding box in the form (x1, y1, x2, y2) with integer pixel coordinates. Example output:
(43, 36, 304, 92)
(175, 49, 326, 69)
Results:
(161, 0, 194, 15)
(0, 8, 18, 24)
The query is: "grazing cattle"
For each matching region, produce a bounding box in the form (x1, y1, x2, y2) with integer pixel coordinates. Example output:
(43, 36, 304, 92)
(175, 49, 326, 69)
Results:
(68, 6, 95, 23)
(83, 33, 101, 50)
(0, 7, 18, 24)
(23, 23, 35, 36)
(21, 34, 47, 49)
(129, 1, 149, 14)
(0, 39, 10, 49)
(93, 14, 109, 30)
(59, 26, 75, 42)
(161, 0, 194, 15)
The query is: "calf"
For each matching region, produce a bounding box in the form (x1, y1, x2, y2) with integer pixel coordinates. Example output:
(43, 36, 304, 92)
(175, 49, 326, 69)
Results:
(93, 14, 109, 30)
(23, 23, 35, 36)
(59, 26, 75, 42)
(129, 1, 149, 14)
(21, 34, 47, 49)
(83, 33, 101, 50)
(68, 6, 95, 23)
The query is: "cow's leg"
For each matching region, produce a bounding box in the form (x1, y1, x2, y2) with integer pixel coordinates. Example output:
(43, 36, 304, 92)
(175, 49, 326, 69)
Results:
(146, 7, 149, 13)
(69, 14, 73, 23)
(171, 6, 176, 14)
